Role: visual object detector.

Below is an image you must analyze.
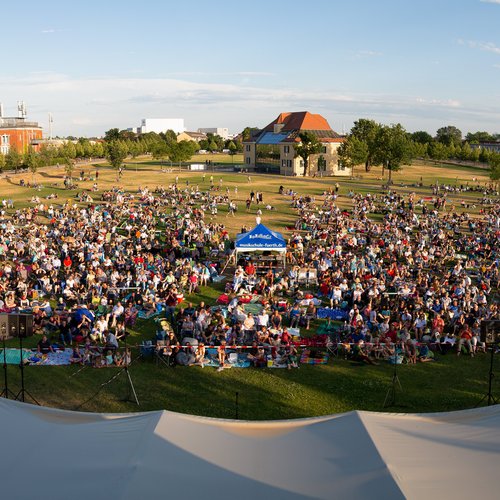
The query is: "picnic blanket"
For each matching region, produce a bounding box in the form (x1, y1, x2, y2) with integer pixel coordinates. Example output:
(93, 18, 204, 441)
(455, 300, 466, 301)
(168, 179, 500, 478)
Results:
(243, 303, 263, 315)
(317, 308, 348, 320)
(205, 348, 251, 368)
(0, 348, 74, 366)
(300, 349, 329, 365)
(0, 349, 32, 365)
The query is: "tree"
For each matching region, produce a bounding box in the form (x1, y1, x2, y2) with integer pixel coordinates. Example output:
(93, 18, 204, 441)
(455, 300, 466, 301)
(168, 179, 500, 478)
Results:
(374, 124, 413, 183)
(241, 126, 259, 142)
(349, 119, 381, 171)
(160, 129, 177, 145)
(489, 153, 500, 181)
(92, 142, 105, 158)
(5, 149, 22, 173)
(479, 148, 491, 164)
(169, 141, 197, 163)
(436, 126, 462, 147)
(0, 154, 5, 172)
(24, 146, 40, 183)
(104, 128, 121, 142)
(64, 157, 75, 185)
(428, 141, 450, 161)
(60, 141, 77, 160)
(337, 136, 369, 178)
(294, 131, 322, 176)
(208, 139, 219, 153)
(38, 144, 57, 167)
(150, 141, 169, 169)
(106, 140, 128, 180)
(465, 131, 495, 144)
(227, 140, 238, 162)
(411, 131, 433, 144)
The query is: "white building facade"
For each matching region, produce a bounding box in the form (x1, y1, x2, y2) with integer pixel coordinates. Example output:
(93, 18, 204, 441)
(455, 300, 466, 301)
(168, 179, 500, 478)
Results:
(197, 127, 229, 140)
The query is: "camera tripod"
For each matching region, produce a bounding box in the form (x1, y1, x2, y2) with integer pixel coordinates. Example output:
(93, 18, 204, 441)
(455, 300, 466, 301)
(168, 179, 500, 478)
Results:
(475, 346, 498, 407)
(75, 335, 139, 410)
(0, 333, 16, 399)
(15, 329, 40, 405)
(383, 350, 403, 408)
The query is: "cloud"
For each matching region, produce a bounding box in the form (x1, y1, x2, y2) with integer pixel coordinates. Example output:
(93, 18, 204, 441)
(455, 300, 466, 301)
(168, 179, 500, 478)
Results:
(40, 28, 69, 34)
(356, 50, 383, 57)
(0, 72, 497, 136)
(460, 39, 500, 55)
(415, 98, 461, 108)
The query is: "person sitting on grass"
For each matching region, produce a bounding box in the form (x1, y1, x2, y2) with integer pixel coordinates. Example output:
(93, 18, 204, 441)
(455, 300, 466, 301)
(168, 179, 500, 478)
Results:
(418, 342, 434, 362)
(247, 345, 267, 368)
(352, 340, 378, 365)
(69, 345, 83, 364)
(37, 334, 54, 354)
(404, 339, 417, 364)
(217, 339, 227, 372)
(193, 343, 207, 368)
(282, 345, 299, 370)
(457, 323, 474, 357)
(115, 348, 131, 367)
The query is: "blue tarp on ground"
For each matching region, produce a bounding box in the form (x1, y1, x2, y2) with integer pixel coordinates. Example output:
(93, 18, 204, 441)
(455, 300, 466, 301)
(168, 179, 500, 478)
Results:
(235, 224, 286, 251)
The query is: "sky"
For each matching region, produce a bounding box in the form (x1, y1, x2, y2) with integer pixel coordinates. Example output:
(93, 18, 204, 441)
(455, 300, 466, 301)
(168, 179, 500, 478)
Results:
(1, 0, 499, 137)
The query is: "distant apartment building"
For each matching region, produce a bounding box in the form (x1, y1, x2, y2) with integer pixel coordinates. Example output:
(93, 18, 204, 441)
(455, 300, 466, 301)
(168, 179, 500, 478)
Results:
(198, 127, 229, 140)
(177, 131, 207, 143)
(470, 142, 500, 154)
(0, 102, 42, 155)
(242, 111, 348, 176)
(135, 118, 185, 135)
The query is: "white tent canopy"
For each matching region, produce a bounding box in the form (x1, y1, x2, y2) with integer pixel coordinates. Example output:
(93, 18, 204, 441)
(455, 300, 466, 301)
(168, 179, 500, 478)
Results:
(0, 399, 499, 499)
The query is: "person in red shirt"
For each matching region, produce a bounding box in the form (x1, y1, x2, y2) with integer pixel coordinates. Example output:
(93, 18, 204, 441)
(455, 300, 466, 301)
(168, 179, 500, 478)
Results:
(245, 261, 256, 276)
(457, 324, 474, 357)
(432, 312, 445, 338)
(63, 256, 72, 269)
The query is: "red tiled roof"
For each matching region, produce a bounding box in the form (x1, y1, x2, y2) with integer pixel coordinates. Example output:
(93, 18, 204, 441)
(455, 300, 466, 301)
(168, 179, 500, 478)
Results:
(262, 111, 334, 132)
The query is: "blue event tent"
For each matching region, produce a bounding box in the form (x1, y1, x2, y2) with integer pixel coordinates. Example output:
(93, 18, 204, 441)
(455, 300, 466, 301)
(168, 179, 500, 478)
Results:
(235, 224, 287, 267)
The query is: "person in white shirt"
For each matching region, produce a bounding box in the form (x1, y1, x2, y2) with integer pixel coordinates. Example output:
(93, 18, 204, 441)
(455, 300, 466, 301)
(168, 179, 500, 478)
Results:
(256, 310, 269, 329)
(108, 302, 124, 327)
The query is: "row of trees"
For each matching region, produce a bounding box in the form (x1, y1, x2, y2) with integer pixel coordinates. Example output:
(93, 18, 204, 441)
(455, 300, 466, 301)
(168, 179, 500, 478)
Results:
(337, 121, 413, 181)
(337, 119, 500, 181)
(0, 127, 245, 179)
(103, 128, 243, 154)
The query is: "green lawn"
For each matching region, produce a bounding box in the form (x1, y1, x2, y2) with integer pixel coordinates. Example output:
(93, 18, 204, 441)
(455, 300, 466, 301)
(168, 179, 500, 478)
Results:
(3, 344, 495, 418)
(1, 159, 498, 418)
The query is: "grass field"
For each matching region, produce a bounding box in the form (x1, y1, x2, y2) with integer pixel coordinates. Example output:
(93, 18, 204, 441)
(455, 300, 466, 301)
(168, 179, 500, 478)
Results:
(1, 156, 498, 418)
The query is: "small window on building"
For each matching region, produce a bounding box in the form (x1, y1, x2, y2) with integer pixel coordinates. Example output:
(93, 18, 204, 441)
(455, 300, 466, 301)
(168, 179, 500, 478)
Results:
(245, 144, 251, 152)
(246, 157, 251, 164)
(318, 155, 327, 172)
(321, 146, 327, 154)
(284, 145, 290, 154)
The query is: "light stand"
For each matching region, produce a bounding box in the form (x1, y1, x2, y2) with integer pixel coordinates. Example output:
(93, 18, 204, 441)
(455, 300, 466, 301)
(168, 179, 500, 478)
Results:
(74, 333, 139, 410)
(15, 323, 39, 405)
(475, 346, 498, 407)
(121, 334, 139, 406)
(0, 324, 16, 399)
(383, 344, 403, 408)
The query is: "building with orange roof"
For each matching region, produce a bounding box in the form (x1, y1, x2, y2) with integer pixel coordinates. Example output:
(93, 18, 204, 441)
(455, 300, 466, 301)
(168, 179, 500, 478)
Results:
(242, 111, 349, 176)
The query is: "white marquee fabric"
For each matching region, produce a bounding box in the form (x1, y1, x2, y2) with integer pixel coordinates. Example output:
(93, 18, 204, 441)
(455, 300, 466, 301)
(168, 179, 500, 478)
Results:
(0, 399, 499, 499)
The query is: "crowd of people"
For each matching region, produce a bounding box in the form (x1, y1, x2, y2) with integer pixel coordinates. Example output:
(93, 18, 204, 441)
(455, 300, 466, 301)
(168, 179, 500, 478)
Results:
(0, 173, 498, 370)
